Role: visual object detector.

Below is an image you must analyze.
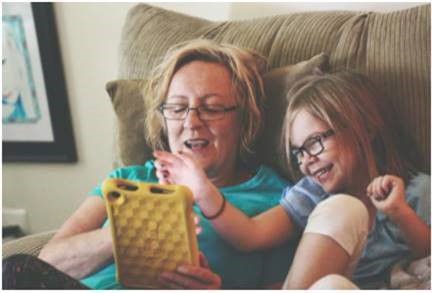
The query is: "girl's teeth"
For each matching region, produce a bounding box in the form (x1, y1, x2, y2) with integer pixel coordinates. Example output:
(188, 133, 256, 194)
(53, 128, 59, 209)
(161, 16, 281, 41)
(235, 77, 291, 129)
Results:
(316, 166, 330, 178)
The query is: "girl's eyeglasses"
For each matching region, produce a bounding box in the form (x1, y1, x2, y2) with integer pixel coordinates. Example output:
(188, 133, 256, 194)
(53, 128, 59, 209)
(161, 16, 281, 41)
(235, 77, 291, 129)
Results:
(291, 129, 335, 165)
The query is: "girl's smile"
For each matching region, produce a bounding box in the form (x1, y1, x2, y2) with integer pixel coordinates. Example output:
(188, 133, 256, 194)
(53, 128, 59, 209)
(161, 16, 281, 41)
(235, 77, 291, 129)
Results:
(290, 109, 360, 194)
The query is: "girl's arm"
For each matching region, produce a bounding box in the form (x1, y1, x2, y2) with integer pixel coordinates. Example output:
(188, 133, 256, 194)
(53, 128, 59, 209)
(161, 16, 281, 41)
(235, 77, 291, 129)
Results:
(38, 196, 113, 279)
(388, 204, 430, 257)
(206, 187, 297, 252)
(367, 175, 431, 257)
(153, 150, 297, 252)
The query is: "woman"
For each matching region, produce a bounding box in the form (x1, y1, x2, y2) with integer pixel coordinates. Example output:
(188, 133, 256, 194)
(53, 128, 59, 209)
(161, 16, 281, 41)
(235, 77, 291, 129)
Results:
(3, 39, 297, 289)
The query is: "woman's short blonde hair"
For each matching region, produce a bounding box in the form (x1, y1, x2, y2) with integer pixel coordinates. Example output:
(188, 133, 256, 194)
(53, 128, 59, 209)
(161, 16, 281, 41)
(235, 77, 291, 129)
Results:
(144, 39, 267, 165)
(282, 70, 417, 183)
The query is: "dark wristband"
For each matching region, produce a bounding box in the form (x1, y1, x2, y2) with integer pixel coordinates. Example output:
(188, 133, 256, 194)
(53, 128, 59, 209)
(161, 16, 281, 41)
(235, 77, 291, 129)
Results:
(201, 192, 226, 220)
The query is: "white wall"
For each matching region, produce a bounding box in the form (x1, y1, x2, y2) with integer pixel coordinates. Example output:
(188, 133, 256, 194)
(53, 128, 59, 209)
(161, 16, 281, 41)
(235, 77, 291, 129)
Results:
(2, 2, 426, 234)
(3, 3, 137, 234)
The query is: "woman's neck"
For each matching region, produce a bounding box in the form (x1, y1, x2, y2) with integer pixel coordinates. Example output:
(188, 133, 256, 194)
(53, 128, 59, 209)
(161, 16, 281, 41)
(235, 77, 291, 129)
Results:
(208, 165, 253, 188)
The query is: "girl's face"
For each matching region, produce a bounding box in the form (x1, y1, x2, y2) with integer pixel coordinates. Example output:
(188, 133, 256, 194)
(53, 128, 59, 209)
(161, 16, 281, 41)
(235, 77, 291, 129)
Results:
(290, 109, 359, 194)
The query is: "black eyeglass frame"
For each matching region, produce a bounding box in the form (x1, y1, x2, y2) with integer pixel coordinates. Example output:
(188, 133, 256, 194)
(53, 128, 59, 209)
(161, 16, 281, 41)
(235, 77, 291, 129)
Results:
(291, 129, 335, 165)
(158, 103, 238, 121)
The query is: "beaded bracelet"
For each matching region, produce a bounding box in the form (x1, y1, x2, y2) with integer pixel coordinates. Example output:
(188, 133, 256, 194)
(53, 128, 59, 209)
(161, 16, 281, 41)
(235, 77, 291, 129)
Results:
(201, 192, 226, 220)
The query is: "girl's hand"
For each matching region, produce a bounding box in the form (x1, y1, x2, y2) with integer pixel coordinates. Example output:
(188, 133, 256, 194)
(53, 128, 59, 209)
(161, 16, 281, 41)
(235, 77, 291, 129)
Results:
(153, 150, 210, 201)
(158, 252, 222, 289)
(366, 175, 408, 216)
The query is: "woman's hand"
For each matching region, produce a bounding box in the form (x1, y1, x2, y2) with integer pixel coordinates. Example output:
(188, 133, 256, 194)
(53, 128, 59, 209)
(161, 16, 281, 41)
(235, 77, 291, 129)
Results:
(158, 253, 222, 289)
(366, 175, 408, 217)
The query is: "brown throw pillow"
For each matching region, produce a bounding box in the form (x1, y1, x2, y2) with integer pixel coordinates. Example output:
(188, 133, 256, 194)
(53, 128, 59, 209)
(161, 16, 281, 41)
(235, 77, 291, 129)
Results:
(106, 53, 329, 172)
(257, 52, 330, 179)
(106, 79, 152, 166)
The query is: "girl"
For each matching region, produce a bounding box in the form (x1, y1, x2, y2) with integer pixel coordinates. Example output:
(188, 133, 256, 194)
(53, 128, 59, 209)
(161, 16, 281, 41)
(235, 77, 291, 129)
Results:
(154, 70, 430, 289)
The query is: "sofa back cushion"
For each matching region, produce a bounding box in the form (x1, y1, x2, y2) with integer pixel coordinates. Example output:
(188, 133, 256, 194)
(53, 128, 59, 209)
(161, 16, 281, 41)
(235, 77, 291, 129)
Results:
(114, 4, 430, 177)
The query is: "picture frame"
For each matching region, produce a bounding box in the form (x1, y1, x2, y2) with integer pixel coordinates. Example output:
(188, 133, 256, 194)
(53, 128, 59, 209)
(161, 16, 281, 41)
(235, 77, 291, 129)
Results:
(2, 2, 77, 162)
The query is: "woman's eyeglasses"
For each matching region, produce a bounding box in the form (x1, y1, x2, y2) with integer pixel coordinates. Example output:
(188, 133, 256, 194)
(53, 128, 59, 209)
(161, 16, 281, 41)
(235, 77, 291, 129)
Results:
(291, 129, 335, 165)
(159, 103, 237, 121)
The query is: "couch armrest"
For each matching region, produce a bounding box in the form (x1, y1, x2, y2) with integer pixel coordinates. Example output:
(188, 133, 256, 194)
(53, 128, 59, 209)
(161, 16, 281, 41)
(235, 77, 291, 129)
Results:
(2, 230, 56, 259)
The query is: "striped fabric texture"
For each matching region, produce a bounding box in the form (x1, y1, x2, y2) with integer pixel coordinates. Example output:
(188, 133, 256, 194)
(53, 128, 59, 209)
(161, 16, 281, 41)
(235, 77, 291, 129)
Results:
(117, 4, 430, 176)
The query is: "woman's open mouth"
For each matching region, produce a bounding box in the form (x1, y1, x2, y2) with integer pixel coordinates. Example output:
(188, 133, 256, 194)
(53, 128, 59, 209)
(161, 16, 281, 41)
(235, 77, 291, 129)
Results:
(184, 139, 209, 150)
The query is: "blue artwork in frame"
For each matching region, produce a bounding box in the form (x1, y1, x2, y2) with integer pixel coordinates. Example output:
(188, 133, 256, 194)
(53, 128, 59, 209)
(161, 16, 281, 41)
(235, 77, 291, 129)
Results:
(2, 3, 77, 162)
(3, 14, 41, 124)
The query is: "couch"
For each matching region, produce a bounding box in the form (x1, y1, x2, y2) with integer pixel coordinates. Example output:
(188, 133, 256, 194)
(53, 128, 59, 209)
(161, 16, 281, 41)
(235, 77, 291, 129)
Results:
(3, 4, 430, 281)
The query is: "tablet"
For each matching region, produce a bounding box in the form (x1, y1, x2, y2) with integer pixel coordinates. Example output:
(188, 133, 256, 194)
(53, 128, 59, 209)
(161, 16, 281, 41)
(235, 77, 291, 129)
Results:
(103, 178, 199, 288)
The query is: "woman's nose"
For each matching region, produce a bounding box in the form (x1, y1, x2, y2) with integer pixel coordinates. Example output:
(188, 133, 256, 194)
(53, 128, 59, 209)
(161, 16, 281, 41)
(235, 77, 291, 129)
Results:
(183, 108, 204, 128)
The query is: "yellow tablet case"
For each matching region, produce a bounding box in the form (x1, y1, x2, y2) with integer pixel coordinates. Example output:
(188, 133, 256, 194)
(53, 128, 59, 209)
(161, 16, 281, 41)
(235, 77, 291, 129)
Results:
(102, 179, 199, 288)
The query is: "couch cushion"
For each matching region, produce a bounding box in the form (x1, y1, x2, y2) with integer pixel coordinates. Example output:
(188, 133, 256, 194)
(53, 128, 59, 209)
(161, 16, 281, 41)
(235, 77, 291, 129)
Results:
(259, 53, 330, 178)
(106, 80, 152, 166)
(116, 4, 430, 175)
(2, 230, 56, 259)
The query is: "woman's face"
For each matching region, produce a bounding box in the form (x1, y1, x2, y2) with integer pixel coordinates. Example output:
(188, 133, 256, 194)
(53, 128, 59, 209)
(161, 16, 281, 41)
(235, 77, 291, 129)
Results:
(290, 109, 359, 194)
(164, 61, 241, 179)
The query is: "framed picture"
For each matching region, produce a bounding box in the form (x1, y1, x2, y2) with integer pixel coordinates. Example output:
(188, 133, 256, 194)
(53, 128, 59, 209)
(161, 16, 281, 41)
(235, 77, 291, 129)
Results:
(2, 2, 77, 162)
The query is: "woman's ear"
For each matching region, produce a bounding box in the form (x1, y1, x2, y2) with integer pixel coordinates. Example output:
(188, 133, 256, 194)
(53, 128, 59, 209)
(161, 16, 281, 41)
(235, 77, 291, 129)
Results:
(244, 48, 268, 74)
(160, 124, 170, 151)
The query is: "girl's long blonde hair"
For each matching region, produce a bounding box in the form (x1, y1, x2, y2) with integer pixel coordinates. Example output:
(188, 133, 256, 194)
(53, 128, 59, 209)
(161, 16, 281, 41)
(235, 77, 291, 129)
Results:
(282, 70, 417, 183)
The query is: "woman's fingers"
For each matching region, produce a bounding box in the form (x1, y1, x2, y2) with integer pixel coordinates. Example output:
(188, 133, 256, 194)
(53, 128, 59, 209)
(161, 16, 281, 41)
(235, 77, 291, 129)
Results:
(176, 265, 221, 289)
(153, 150, 183, 165)
(194, 216, 202, 234)
(159, 270, 209, 289)
(199, 252, 210, 268)
(158, 273, 184, 289)
(159, 261, 221, 289)
(194, 215, 200, 224)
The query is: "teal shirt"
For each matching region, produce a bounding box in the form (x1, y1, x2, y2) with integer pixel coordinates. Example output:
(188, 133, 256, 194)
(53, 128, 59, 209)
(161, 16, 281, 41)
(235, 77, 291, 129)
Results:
(81, 161, 296, 289)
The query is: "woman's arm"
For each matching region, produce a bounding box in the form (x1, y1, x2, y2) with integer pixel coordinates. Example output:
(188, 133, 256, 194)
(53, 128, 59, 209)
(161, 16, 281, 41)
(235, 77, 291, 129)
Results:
(367, 175, 431, 257)
(38, 196, 113, 279)
(153, 150, 297, 252)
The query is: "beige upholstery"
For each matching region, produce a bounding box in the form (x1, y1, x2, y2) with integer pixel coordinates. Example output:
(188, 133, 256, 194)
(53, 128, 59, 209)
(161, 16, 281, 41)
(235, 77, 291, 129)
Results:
(116, 4, 430, 176)
(3, 4, 430, 263)
(2, 230, 56, 259)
